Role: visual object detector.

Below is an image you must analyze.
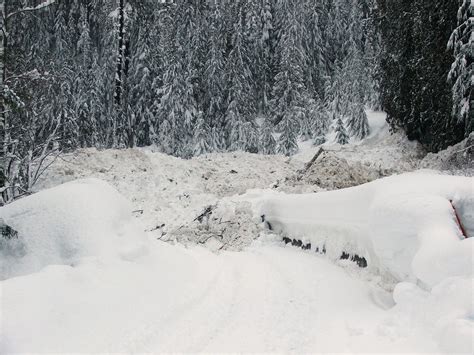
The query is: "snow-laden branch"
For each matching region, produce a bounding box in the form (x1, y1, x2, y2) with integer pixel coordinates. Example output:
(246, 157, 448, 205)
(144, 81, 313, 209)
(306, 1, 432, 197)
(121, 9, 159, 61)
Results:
(6, 0, 56, 20)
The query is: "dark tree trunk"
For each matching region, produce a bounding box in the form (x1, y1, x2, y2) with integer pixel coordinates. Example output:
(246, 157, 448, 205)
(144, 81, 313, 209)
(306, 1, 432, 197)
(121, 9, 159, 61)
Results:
(115, 0, 125, 106)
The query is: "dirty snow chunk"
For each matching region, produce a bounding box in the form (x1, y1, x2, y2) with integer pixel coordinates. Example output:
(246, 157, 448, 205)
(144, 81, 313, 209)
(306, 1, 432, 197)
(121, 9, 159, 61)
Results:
(298, 151, 381, 190)
(256, 171, 474, 286)
(0, 179, 147, 279)
(168, 200, 261, 251)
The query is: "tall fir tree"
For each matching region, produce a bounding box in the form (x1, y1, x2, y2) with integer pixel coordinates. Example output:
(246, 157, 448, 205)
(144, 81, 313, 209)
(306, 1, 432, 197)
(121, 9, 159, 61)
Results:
(348, 102, 370, 139)
(259, 117, 277, 154)
(272, 1, 309, 154)
(203, 1, 226, 145)
(225, 4, 257, 152)
(448, 0, 474, 136)
(334, 116, 349, 145)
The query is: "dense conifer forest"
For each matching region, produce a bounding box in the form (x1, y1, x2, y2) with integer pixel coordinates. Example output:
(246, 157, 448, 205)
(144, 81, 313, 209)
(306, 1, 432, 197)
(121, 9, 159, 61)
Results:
(0, 0, 472, 200)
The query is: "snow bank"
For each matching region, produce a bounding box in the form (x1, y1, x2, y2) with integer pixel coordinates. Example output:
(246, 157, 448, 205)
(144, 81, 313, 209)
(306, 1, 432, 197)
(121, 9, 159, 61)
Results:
(256, 171, 473, 287)
(0, 179, 147, 279)
(254, 171, 474, 353)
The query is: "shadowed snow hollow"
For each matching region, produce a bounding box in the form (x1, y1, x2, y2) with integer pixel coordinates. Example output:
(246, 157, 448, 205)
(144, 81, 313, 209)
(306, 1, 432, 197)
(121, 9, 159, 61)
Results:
(0, 179, 147, 279)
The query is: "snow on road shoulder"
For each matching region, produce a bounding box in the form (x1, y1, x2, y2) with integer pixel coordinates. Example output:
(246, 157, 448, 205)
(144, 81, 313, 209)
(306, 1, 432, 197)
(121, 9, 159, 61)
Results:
(0, 179, 148, 279)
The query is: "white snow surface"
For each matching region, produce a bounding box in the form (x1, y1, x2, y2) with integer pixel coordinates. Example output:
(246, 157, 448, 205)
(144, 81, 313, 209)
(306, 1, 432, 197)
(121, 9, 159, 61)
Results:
(0, 179, 147, 279)
(255, 171, 474, 287)
(0, 238, 450, 353)
(1, 112, 473, 353)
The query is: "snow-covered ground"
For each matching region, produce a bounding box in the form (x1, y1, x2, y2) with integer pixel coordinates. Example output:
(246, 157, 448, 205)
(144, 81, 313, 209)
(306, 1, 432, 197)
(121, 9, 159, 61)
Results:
(1, 112, 473, 353)
(0, 241, 448, 353)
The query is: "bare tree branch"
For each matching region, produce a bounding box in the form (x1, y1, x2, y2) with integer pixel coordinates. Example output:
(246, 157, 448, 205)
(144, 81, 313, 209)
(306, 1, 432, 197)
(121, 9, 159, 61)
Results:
(6, 0, 56, 20)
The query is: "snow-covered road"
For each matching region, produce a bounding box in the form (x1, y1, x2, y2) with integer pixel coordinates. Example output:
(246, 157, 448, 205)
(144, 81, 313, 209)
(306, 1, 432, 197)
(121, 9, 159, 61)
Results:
(1, 174, 471, 353)
(1, 241, 440, 353)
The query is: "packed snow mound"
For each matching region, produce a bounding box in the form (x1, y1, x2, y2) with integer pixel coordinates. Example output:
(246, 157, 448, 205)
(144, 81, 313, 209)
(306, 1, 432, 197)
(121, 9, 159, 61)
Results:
(256, 171, 474, 287)
(0, 179, 147, 279)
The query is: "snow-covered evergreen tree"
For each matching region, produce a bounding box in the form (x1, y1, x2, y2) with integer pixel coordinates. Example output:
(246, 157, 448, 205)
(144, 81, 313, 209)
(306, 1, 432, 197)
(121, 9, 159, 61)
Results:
(347, 102, 370, 140)
(243, 121, 259, 153)
(259, 0, 275, 113)
(158, 0, 201, 157)
(5, 0, 471, 168)
(193, 112, 211, 156)
(225, 5, 256, 152)
(448, 0, 474, 135)
(278, 108, 300, 156)
(259, 117, 277, 154)
(307, 99, 330, 145)
(303, 0, 326, 97)
(228, 104, 246, 152)
(203, 2, 226, 138)
(271, 2, 309, 154)
(209, 126, 225, 153)
(127, 4, 162, 147)
(75, 5, 100, 148)
(334, 116, 349, 145)
(159, 51, 196, 157)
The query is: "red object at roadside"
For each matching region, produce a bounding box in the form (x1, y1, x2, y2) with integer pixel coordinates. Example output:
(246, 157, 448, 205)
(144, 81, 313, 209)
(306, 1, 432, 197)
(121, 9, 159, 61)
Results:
(451, 200, 468, 239)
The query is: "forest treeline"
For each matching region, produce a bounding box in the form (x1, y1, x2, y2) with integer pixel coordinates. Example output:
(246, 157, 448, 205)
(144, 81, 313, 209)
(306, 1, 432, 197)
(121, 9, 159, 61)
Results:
(0, 0, 472, 202)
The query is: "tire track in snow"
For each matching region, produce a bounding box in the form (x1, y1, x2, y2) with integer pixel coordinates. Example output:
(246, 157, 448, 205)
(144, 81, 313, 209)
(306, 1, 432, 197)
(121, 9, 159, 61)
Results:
(118, 250, 230, 352)
(200, 250, 296, 353)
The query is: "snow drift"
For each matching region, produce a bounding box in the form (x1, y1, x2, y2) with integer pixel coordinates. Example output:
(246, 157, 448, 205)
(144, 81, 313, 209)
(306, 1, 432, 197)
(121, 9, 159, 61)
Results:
(254, 171, 474, 353)
(0, 179, 147, 279)
(256, 171, 473, 287)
